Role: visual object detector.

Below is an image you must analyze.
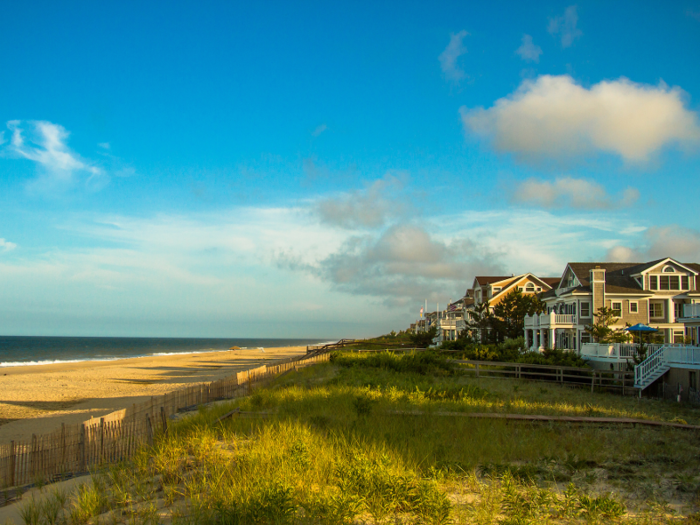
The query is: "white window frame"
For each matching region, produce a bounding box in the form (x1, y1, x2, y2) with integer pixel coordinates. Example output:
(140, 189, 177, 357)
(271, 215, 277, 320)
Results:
(580, 302, 591, 318)
(611, 301, 622, 317)
(629, 301, 638, 314)
(525, 283, 535, 293)
(649, 302, 664, 319)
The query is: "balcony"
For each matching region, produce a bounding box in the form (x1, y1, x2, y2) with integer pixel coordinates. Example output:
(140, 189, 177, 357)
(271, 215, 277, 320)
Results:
(681, 304, 700, 319)
(524, 313, 577, 329)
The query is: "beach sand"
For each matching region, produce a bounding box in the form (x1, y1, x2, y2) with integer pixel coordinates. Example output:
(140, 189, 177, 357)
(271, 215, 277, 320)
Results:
(0, 346, 307, 444)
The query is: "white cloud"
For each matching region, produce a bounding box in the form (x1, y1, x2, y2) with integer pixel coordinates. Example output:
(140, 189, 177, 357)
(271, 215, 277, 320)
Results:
(0, 238, 17, 252)
(510, 176, 639, 210)
(516, 34, 542, 63)
(314, 175, 407, 229)
(606, 226, 700, 262)
(312, 224, 504, 306)
(461, 75, 700, 164)
(311, 124, 327, 137)
(1, 120, 107, 192)
(98, 142, 110, 150)
(438, 30, 469, 82)
(548, 5, 582, 48)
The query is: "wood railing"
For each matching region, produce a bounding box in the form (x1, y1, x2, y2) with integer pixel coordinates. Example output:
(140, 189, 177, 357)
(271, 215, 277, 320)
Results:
(455, 360, 634, 392)
(0, 351, 331, 489)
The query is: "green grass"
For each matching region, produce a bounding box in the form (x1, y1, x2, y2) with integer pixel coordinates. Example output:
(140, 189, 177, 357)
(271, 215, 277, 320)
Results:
(16, 351, 700, 523)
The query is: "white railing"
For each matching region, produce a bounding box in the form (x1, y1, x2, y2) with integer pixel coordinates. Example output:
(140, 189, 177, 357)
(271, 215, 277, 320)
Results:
(634, 345, 700, 389)
(581, 343, 665, 360)
(635, 345, 669, 387)
(682, 304, 700, 319)
(524, 313, 577, 328)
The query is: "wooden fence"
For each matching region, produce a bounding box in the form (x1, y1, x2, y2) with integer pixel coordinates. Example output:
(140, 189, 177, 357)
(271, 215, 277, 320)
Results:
(0, 351, 330, 489)
(456, 360, 635, 393)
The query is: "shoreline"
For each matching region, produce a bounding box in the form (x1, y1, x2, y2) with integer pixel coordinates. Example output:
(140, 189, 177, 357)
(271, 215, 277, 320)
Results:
(0, 345, 308, 444)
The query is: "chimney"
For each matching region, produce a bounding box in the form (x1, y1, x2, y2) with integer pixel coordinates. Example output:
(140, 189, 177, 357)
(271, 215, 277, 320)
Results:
(590, 267, 606, 313)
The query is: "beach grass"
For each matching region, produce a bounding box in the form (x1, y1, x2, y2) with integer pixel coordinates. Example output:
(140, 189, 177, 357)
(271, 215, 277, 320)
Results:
(12, 350, 700, 523)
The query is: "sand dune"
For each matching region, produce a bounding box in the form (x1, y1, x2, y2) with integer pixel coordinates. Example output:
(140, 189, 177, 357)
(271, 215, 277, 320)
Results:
(0, 346, 307, 443)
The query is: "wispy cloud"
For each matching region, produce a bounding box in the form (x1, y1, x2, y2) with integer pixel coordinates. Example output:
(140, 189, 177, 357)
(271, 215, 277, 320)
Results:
(1, 120, 107, 193)
(311, 124, 327, 137)
(510, 177, 639, 210)
(0, 238, 17, 252)
(606, 226, 700, 262)
(438, 30, 469, 82)
(461, 75, 700, 164)
(686, 9, 700, 21)
(516, 34, 542, 63)
(548, 5, 583, 48)
(314, 174, 408, 229)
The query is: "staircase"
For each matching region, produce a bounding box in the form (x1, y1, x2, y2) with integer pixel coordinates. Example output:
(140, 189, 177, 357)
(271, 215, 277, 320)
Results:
(634, 345, 671, 390)
(634, 344, 700, 390)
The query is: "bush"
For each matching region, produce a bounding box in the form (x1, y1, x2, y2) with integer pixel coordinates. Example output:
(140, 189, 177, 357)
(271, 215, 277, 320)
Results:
(330, 350, 457, 376)
(440, 337, 587, 367)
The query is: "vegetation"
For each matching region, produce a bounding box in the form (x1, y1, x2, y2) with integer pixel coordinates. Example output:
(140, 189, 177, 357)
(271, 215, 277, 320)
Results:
(440, 336, 588, 367)
(463, 290, 545, 344)
(13, 351, 700, 524)
(584, 307, 630, 344)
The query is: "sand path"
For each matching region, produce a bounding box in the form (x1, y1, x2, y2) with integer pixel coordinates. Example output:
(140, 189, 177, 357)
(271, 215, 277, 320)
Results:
(0, 346, 307, 443)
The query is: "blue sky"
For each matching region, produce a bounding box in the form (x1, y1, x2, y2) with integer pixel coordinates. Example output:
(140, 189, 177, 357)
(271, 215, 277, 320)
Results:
(1, 1, 699, 338)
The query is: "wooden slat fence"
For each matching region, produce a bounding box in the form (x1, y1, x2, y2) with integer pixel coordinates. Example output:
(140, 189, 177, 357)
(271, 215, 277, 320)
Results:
(455, 360, 635, 392)
(0, 351, 330, 489)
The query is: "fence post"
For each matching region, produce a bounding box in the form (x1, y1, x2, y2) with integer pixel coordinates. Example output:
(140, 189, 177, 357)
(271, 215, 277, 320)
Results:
(100, 418, 105, 464)
(161, 406, 168, 437)
(79, 424, 86, 472)
(476, 363, 479, 378)
(146, 414, 154, 447)
(30, 434, 37, 479)
(9, 441, 15, 487)
(60, 423, 66, 469)
(591, 371, 596, 393)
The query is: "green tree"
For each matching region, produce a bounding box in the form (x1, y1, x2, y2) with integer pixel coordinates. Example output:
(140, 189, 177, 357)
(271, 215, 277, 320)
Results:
(464, 301, 494, 344)
(585, 306, 627, 343)
(492, 290, 546, 341)
(409, 326, 437, 347)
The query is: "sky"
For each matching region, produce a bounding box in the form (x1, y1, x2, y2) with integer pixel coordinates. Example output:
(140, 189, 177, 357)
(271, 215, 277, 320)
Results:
(1, 1, 700, 339)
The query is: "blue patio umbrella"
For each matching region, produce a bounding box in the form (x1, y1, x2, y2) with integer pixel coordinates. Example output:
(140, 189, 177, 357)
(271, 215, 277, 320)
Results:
(625, 323, 658, 344)
(625, 324, 658, 333)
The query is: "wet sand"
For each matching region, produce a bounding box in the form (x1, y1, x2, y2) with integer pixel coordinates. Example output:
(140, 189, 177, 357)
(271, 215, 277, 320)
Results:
(0, 346, 307, 443)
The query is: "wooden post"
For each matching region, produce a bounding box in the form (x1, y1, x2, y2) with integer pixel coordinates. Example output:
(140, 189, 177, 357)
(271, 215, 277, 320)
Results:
(146, 414, 154, 447)
(591, 371, 596, 393)
(476, 363, 480, 378)
(79, 424, 86, 472)
(30, 434, 37, 479)
(9, 441, 15, 487)
(100, 418, 105, 464)
(60, 423, 66, 470)
(160, 406, 168, 437)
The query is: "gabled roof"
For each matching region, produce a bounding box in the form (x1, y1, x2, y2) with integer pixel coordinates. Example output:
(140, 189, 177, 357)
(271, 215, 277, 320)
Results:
(540, 277, 561, 287)
(473, 276, 513, 287)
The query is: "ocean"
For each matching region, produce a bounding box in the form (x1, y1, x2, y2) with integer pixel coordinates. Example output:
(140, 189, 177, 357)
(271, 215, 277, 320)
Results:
(0, 336, 332, 367)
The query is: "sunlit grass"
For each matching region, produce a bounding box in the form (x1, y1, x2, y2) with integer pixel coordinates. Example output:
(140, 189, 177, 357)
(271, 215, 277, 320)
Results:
(14, 351, 700, 523)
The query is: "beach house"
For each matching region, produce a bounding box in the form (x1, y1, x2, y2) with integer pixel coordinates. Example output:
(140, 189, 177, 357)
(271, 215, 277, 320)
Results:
(523, 257, 700, 365)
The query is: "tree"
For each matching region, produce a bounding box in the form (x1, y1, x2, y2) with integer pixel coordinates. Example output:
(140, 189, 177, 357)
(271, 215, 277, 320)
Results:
(585, 306, 627, 343)
(409, 326, 437, 347)
(492, 290, 546, 341)
(464, 301, 494, 344)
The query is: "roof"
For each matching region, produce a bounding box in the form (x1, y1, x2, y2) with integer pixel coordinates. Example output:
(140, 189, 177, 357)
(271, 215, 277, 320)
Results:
(540, 277, 561, 287)
(473, 276, 513, 286)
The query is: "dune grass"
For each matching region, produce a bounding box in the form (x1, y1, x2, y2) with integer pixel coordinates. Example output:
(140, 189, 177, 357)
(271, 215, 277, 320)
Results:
(14, 351, 700, 524)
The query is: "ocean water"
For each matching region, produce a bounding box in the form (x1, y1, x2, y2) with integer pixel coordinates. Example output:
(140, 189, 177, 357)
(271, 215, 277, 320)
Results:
(0, 336, 332, 367)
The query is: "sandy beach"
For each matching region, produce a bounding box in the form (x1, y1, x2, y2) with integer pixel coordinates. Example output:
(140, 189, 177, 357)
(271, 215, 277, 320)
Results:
(0, 346, 307, 444)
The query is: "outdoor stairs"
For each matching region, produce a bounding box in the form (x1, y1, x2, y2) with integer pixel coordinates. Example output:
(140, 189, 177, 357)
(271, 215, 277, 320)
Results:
(634, 345, 671, 391)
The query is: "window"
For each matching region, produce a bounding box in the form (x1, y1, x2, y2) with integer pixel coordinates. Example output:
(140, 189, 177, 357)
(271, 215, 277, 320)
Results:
(629, 301, 638, 313)
(525, 283, 535, 293)
(581, 333, 591, 344)
(517, 286, 523, 291)
(581, 302, 590, 317)
(682, 276, 689, 290)
(493, 287, 501, 293)
(663, 266, 675, 272)
(674, 330, 684, 344)
(675, 302, 682, 319)
(611, 302, 622, 317)
(649, 275, 658, 290)
(649, 302, 664, 318)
